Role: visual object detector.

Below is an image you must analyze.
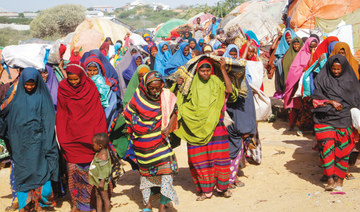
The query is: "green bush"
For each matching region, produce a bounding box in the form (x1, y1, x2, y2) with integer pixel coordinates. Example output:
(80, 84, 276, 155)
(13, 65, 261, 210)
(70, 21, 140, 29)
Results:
(0, 17, 32, 25)
(0, 29, 32, 46)
(30, 4, 85, 38)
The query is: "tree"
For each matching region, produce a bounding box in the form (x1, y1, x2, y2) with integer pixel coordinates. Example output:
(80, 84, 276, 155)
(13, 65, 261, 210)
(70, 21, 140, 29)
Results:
(30, 4, 85, 38)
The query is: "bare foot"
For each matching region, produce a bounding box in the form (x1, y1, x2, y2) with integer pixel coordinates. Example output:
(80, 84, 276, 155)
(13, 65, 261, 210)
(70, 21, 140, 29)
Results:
(325, 177, 335, 191)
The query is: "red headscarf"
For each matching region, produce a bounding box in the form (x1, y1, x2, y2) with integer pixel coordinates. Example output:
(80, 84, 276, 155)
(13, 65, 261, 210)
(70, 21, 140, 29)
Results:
(239, 40, 258, 61)
(308, 36, 339, 67)
(69, 49, 81, 62)
(56, 61, 107, 163)
(59, 44, 67, 59)
(100, 42, 110, 56)
(197, 58, 214, 75)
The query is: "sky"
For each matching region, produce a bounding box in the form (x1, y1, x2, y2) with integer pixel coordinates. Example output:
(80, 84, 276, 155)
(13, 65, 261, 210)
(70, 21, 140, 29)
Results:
(0, 0, 222, 12)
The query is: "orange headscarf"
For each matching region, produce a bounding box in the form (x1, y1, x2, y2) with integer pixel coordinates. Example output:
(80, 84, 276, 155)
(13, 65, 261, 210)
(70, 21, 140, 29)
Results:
(330, 42, 359, 80)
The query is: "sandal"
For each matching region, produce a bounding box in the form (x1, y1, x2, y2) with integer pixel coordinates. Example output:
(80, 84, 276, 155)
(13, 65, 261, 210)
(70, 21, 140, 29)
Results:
(346, 173, 355, 180)
(325, 184, 335, 191)
(196, 193, 212, 201)
(228, 183, 236, 190)
(217, 190, 232, 198)
(234, 180, 245, 187)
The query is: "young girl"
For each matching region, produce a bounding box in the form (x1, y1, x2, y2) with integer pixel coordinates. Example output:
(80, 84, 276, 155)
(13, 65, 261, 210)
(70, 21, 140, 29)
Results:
(89, 133, 112, 212)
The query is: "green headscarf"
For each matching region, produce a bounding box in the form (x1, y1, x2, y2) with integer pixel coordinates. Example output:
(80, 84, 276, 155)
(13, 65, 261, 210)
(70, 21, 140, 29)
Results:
(122, 64, 151, 108)
(282, 37, 303, 81)
(175, 60, 225, 146)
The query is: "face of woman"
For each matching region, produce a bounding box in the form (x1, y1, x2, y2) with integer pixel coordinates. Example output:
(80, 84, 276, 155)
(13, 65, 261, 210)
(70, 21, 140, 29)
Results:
(229, 51, 237, 59)
(185, 32, 189, 38)
(198, 67, 212, 81)
(40, 71, 49, 82)
(293, 42, 301, 52)
(338, 48, 346, 56)
(87, 66, 99, 78)
(247, 47, 256, 60)
(331, 62, 342, 77)
(309, 41, 318, 52)
(285, 35, 292, 45)
(189, 41, 196, 49)
(147, 81, 163, 98)
(162, 44, 169, 52)
(67, 73, 81, 87)
(183, 46, 190, 56)
(151, 49, 158, 57)
(24, 81, 36, 93)
(136, 57, 142, 66)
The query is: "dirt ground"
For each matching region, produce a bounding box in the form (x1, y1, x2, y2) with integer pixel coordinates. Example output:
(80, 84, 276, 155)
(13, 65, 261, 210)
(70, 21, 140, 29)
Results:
(1, 77, 360, 211)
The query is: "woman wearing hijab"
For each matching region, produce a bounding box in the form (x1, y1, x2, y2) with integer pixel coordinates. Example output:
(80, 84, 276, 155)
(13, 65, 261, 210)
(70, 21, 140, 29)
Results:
(84, 55, 121, 130)
(313, 54, 360, 191)
(149, 46, 158, 70)
(154, 42, 172, 76)
(271, 29, 297, 98)
(282, 37, 304, 89)
(123, 71, 179, 212)
(223, 44, 239, 59)
(112, 42, 123, 68)
(175, 57, 237, 201)
(56, 61, 107, 212)
(100, 41, 110, 59)
(0, 68, 58, 211)
(43, 64, 60, 109)
(164, 42, 192, 77)
(70, 49, 82, 62)
(182, 30, 193, 42)
(284, 37, 318, 132)
(308, 36, 339, 68)
(329, 42, 360, 80)
(110, 65, 151, 170)
(188, 38, 201, 52)
(122, 54, 143, 86)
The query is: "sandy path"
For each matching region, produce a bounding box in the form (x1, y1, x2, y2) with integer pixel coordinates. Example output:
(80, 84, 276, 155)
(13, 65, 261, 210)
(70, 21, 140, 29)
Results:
(1, 77, 360, 212)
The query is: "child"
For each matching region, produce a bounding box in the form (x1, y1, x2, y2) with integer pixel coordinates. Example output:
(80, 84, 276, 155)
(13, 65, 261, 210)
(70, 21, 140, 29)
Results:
(89, 133, 112, 212)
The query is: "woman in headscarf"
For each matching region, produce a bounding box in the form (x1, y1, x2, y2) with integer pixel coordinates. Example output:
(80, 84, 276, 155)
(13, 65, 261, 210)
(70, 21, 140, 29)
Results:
(70, 48, 82, 62)
(175, 57, 237, 201)
(122, 54, 143, 86)
(40, 65, 59, 109)
(123, 71, 179, 212)
(282, 37, 303, 88)
(84, 55, 121, 130)
(112, 42, 123, 68)
(284, 37, 318, 131)
(313, 54, 360, 191)
(223, 44, 239, 59)
(201, 44, 214, 54)
(182, 30, 192, 42)
(188, 38, 201, 52)
(56, 61, 107, 212)
(308, 36, 339, 68)
(329, 42, 360, 80)
(110, 65, 151, 171)
(164, 42, 192, 77)
(154, 42, 172, 76)
(0, 68, 58, 211)
(100, 41, 110, 59)
(271, 29, 297, 98)
(149, 46, 158, 70)
(239, 40, 258, 61)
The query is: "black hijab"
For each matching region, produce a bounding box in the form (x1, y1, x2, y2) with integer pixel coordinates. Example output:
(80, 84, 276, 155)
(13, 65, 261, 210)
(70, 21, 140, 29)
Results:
(313, 54, 360, 128)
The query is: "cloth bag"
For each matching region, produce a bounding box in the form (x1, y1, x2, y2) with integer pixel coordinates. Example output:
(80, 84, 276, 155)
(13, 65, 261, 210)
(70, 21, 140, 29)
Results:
(250, 83, 272, 121)
(351, 108, 360, 131)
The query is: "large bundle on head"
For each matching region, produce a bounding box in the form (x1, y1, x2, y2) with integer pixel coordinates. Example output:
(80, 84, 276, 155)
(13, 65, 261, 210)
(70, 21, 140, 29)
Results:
(287, 0, 360, 59)
(71, 18, 130, 57)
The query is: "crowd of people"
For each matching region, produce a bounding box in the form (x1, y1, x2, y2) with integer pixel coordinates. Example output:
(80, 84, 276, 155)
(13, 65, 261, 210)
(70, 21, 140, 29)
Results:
(0, 14, 360, 212)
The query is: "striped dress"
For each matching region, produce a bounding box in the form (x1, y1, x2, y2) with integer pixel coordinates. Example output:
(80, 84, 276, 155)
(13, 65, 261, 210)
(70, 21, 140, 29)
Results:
(314, 124, 355, 179)
(187, 116, 231, 193)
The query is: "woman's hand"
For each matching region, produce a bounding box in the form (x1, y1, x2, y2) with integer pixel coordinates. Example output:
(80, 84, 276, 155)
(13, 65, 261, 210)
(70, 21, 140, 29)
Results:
(219, 57, 227, 71)
(162, 126, 171, 138)
(328, 100, 343, 111)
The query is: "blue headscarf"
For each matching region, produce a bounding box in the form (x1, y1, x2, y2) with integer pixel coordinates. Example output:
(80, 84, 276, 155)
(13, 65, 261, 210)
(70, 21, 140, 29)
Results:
(114, 42, 122, 55)
(223, 44, 239, 59)
(275, 28, 297, 57)
(154, 42, 172, 76)
(164, 42, 192, 76)
(0, 68, 58, 192)
(328, 41, 339, 55)
(244, 30, 260, 54)
(188, 38, 201, 51)
(122, 54, 142, 85)
(211, 20, 220, 36)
